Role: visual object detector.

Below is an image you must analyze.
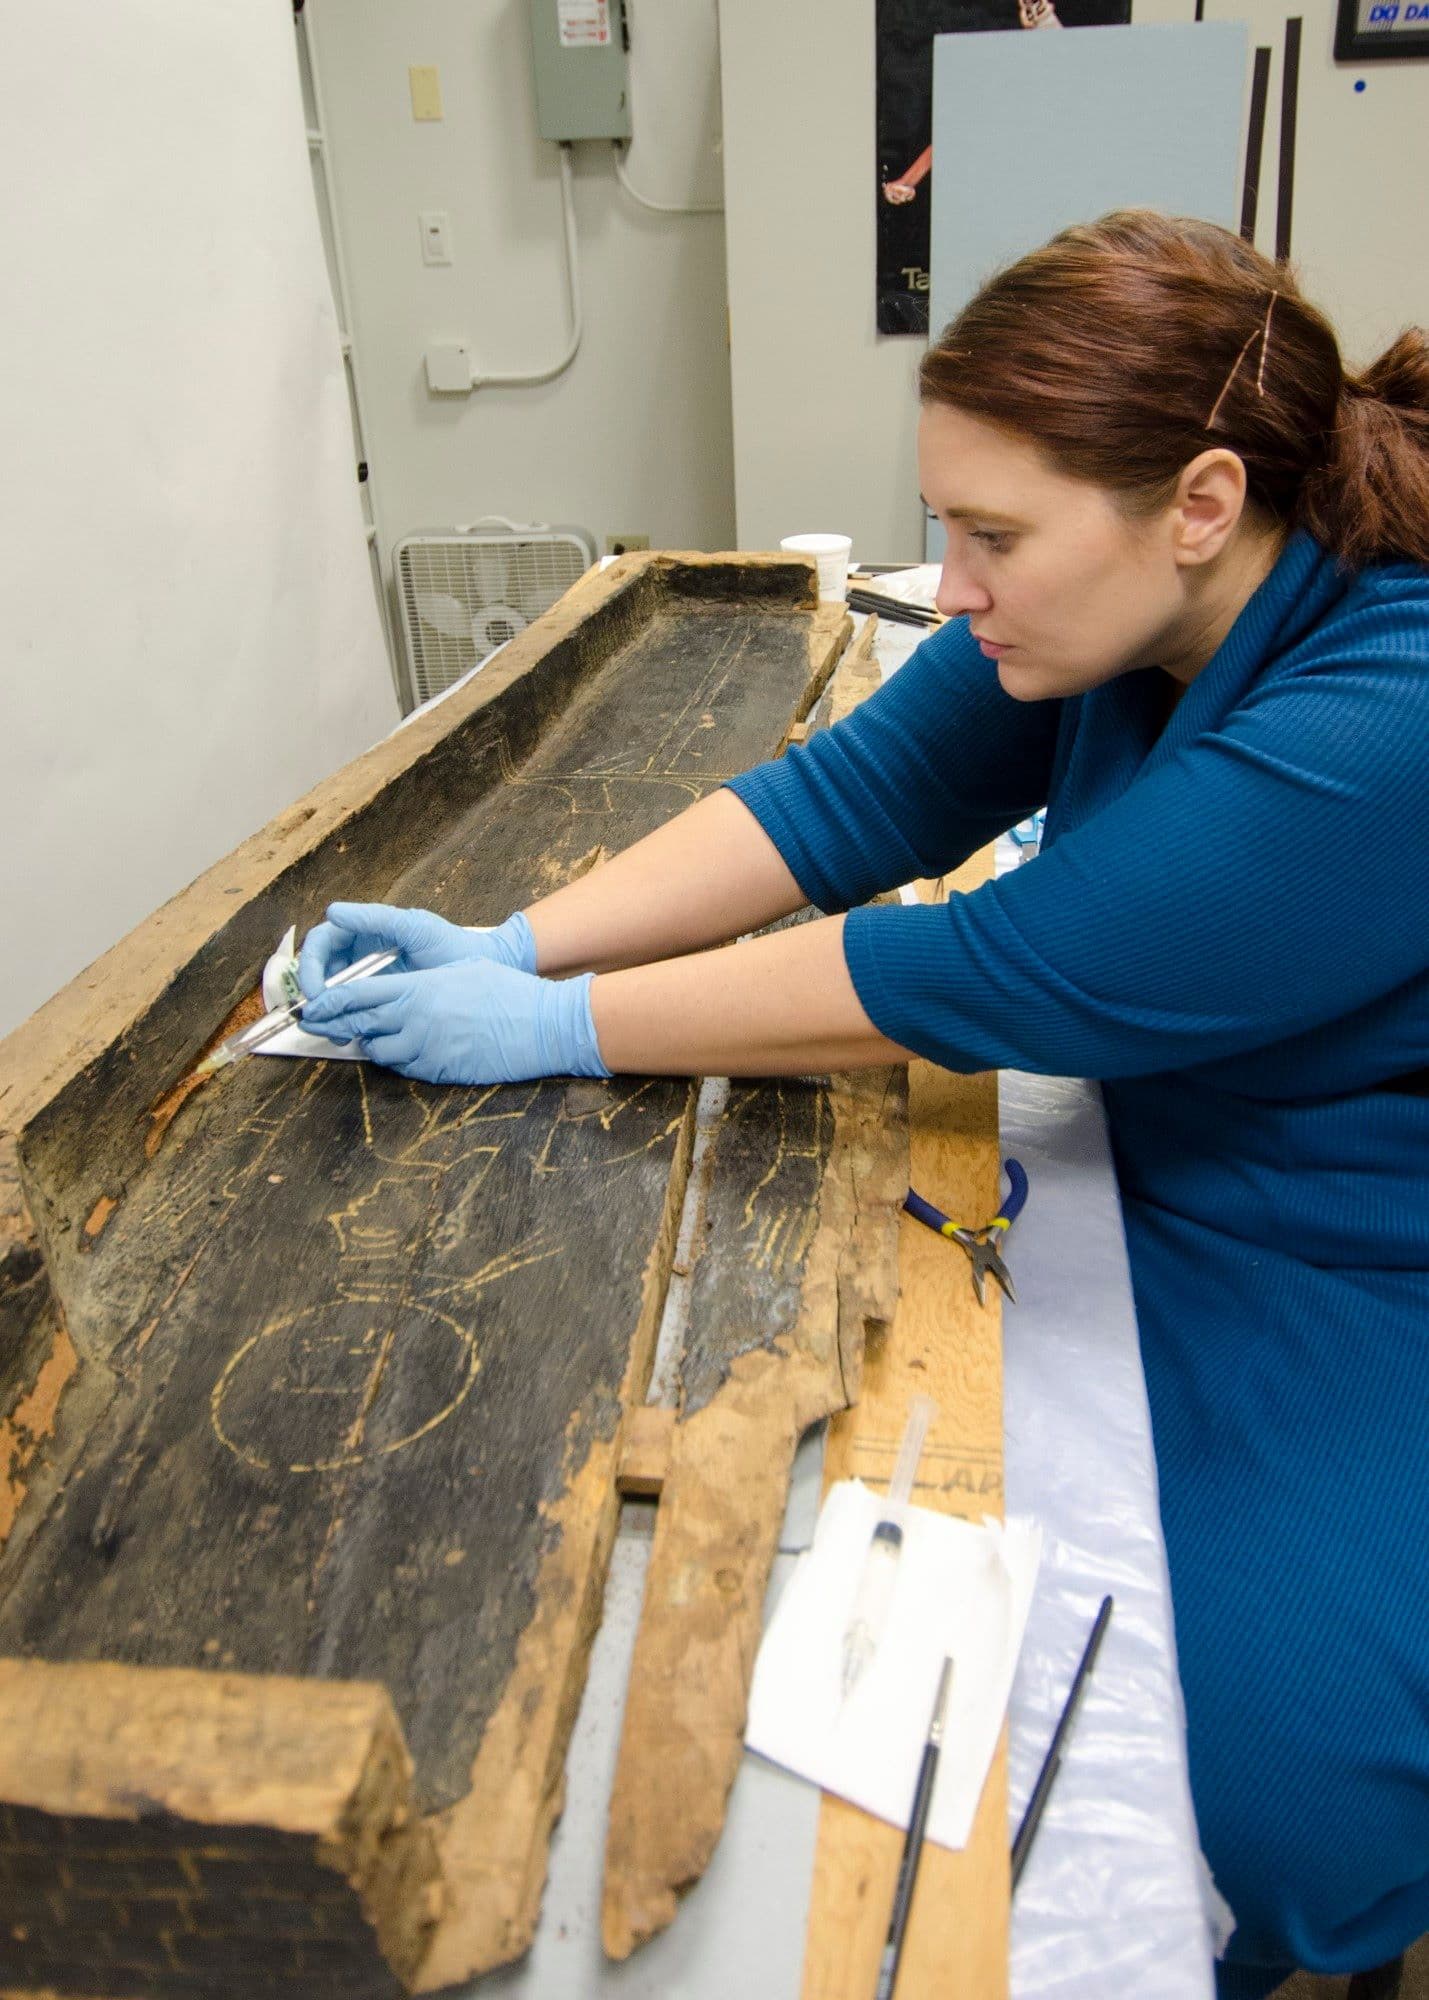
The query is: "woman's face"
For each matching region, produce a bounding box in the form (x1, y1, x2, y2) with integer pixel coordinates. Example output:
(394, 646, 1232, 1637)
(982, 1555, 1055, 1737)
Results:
(917, 401, 1212, 702)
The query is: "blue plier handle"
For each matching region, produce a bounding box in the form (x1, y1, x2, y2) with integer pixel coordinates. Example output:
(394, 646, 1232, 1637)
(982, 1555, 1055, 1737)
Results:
(903, 1159, 1029, 1307)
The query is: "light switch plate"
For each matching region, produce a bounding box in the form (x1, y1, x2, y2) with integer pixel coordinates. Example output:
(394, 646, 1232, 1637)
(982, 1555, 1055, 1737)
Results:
(409, 65, 443, 121)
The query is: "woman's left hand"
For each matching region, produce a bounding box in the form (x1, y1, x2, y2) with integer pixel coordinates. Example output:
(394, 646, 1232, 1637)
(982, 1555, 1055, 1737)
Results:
(299, 959, 610, 1086)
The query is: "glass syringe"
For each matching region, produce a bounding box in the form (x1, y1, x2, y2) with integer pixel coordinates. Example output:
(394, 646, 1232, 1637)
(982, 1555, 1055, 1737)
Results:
(190, 948, 398, 1079)
(840, 1393, 937, 1704)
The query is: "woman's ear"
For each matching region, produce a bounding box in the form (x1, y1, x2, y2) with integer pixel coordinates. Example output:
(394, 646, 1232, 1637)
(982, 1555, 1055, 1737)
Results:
(1170, 449, 1248, 566)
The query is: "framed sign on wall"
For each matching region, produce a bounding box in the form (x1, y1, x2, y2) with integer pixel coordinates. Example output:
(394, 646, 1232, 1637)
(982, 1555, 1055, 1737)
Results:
(1334, 0, 1429, 61)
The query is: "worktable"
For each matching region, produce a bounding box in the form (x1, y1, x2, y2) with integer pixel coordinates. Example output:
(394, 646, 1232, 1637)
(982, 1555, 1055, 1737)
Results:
(459, 615, 1221, 2000)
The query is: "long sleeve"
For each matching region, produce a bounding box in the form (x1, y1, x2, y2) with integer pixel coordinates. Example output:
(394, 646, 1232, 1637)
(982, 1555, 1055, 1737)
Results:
(843, 621, 1429, 1079)
(725, 617, 1060, 911)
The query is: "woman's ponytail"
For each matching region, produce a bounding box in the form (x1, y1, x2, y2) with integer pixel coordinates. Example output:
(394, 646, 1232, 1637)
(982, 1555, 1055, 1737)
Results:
(1297, 329, 1429, 568)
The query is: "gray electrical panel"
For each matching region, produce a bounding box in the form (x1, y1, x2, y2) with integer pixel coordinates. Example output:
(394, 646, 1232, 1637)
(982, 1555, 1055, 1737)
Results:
(529, 0, 631, 142)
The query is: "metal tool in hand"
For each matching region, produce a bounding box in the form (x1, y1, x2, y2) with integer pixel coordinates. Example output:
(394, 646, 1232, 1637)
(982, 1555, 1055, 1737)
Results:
(903, 1159, 1030, 1306)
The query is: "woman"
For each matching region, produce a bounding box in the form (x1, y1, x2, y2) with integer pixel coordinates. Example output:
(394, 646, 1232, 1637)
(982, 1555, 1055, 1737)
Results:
(302, 211, 1429, 1995)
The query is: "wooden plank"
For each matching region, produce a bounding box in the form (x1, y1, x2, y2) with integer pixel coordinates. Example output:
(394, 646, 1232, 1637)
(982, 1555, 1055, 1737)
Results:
(602, 620, 912, 1957)
(0, 555, 862, 1992)
(800, 632, 1008, 1998)
(616, 1405, 676, 1496)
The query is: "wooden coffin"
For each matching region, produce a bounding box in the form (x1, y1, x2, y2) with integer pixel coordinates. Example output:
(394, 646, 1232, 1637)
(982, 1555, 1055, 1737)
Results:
(0, 555, 907, 1996)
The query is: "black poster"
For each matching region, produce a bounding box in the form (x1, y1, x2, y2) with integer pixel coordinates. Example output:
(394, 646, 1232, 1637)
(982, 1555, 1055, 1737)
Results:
(877, 0, 1132, 336)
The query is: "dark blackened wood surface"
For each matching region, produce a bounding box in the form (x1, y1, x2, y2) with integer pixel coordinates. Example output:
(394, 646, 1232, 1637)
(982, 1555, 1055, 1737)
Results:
(680, 1079, 836, 1417)
(0, 592, 832, 1816)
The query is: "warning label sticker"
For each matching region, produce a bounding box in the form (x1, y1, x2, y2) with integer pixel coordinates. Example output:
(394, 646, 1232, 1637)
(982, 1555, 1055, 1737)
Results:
(557, 0, 611, 46)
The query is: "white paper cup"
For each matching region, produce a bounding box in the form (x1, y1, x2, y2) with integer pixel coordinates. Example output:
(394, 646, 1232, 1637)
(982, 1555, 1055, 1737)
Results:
(779, 532, 853, 603)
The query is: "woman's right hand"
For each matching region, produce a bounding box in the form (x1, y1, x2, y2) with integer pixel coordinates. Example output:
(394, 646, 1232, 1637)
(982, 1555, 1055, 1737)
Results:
(298, 902, 536, 998)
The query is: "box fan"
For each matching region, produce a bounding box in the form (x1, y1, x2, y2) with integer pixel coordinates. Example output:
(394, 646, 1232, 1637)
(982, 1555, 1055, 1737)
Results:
(394, 518, 596, 707)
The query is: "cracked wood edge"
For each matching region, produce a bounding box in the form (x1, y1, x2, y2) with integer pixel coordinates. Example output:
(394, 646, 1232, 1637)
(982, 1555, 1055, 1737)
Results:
(600, 615, 907, 1960)
(601, 1060, 907, 1960)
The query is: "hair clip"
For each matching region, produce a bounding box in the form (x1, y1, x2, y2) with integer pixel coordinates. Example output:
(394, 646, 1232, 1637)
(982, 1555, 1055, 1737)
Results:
(1206, 290, 1279, 431)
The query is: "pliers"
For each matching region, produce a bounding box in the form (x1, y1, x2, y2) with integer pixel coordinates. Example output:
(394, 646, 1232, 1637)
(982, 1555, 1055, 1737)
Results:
(903, 1159, 1030, 1306)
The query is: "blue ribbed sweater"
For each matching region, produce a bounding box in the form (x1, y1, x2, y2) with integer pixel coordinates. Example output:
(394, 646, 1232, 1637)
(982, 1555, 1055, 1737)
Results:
(728, 531, 1429, 1986)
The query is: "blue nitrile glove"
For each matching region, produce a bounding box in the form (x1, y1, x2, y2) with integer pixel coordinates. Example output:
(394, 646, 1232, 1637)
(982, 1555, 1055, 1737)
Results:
(298, 902, 536, 999)
(299, 959, 610, 1086)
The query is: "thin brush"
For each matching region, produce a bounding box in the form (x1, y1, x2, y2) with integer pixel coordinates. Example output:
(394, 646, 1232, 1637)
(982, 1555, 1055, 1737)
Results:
(839, 1394, 937, 1704)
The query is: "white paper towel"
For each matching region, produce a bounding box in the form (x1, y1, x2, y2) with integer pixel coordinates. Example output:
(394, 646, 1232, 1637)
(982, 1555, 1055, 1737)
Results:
(746, 1480, 1041, 1849)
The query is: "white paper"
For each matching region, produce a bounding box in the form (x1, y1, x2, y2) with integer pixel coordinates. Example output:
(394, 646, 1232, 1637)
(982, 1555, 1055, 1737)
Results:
(867, 562, 941, 610)
(746, 1480, 1041, 1849)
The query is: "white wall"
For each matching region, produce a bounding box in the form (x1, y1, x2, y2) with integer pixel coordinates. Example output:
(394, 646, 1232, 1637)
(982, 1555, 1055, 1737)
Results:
(0, 0, 398, 1040)
(720, 0, 1429, 561)
(721, 1, 927, 563)
(306, 0, 735, 625)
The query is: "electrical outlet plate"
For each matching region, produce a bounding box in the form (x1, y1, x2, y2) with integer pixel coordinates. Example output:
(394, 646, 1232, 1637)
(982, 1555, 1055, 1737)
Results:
(605, 533, 650, 555)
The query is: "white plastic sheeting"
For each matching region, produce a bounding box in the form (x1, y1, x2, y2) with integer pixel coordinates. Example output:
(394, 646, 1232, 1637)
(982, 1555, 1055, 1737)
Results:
(1000, 1060, 1226, 1998)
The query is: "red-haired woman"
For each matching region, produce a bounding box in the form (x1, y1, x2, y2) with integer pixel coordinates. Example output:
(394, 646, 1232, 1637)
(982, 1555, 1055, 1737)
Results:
(303, 212, 1429, 1995)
